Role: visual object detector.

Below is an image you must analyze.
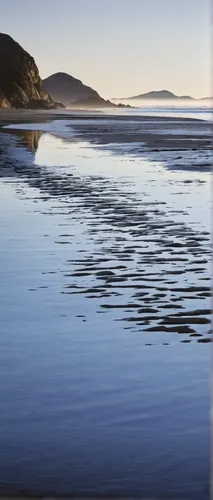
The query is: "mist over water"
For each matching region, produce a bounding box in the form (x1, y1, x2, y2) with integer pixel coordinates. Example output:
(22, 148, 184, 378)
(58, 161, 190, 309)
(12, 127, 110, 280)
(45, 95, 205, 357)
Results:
(110, 99, 212, 121)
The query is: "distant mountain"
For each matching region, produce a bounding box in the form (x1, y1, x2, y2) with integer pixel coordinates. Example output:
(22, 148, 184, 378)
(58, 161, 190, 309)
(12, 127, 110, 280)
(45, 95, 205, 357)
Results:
(119, 90, 194, 100)
(199, 96, 213, 101)
(0, 33, 63, 109)
(43, 72, 130, 109)
(43, 73, 110, 108)
(43, 72, 103, 107)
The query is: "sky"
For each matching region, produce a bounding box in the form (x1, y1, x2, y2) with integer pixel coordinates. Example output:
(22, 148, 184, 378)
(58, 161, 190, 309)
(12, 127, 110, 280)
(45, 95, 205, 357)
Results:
(0, 0, 211, 99)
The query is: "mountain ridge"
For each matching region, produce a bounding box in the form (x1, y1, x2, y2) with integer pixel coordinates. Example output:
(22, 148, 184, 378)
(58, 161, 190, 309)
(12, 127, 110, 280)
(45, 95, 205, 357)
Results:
(127, 90, 194, 100)
(43, 72, 103, 107)
(43, 72, 130, 109)
(113, 90, 212, 101)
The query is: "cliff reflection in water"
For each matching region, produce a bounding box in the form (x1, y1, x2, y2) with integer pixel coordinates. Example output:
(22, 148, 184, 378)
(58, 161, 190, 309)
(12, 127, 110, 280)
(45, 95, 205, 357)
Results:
(8, 129, 43, 154)
(19, 129, 42, 153)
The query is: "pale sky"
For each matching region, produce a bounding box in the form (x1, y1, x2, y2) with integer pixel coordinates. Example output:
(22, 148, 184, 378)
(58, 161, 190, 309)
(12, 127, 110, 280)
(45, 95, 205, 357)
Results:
(1, 0, 211, 99)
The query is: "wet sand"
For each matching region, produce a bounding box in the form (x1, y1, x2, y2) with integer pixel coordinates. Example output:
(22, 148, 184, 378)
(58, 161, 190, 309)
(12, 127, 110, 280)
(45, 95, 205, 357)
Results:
(1, 109, 211, 172)
(0, 127, 211, 343)
(0, 108, 204, 125)
(0, 112, 211, 499)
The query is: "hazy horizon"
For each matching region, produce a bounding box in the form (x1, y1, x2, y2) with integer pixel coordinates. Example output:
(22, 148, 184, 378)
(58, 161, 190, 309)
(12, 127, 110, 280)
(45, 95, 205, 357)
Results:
(111, 98, 212, 106)
(0, 0, 211, 99)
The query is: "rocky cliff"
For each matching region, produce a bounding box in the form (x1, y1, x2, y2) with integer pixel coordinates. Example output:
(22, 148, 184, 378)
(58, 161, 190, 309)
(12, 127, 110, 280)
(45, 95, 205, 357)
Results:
(0, 33, 63, 109)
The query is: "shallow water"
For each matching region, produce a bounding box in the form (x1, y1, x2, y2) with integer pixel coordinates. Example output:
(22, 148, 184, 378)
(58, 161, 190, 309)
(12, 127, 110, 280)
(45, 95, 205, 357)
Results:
(0, 119, 211, 499)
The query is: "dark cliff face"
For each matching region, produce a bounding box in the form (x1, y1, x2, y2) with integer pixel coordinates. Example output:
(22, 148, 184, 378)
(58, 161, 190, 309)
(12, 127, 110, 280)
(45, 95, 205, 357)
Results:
(0, 33, 64, 109)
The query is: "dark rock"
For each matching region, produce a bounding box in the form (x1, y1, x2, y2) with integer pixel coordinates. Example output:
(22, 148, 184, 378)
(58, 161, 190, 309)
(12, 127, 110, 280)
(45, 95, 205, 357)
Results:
(0, 33, 64, 109)
(26, 99, 64, 110)
(117, 102, 131, 108)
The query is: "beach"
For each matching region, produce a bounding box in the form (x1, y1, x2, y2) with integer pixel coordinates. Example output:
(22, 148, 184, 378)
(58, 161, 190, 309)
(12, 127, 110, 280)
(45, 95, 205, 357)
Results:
(0, 108, 211, 499)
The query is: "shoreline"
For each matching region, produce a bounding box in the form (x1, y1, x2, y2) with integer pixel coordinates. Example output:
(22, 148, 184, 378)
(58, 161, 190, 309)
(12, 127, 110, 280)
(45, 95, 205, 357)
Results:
(0, 108, 206, 128)
(0, 109, 210, 173)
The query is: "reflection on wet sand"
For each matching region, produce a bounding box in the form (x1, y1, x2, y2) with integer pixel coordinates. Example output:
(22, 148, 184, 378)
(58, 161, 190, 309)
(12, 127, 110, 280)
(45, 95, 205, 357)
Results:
(0, 127, 211, 345)
(0, 124, 210, 500)
(3, 128, 43, 153)
(21, 129, 43, 152)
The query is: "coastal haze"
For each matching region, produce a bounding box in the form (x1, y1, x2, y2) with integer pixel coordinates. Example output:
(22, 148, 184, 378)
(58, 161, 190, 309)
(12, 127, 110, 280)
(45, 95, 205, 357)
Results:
(110, 98, 212, 121)
(0, 0, 211, 499)
(112, 98, 212, 107)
